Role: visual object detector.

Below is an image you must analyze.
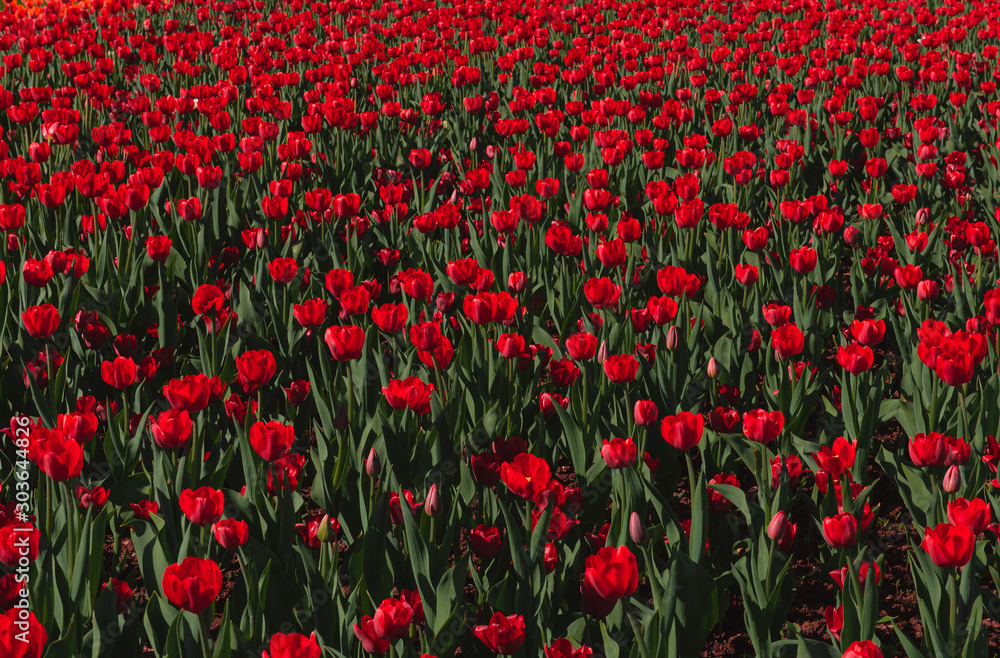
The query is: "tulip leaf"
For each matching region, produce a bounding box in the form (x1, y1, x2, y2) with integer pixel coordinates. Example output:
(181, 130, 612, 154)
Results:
(400, 497, 437, 627)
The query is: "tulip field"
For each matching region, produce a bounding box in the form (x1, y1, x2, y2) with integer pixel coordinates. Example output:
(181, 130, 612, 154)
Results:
(7, 0, 1000, 655)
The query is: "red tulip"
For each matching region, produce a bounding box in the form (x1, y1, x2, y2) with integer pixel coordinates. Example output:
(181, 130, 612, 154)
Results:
(470, 525, 503, 559)
(179, 486, 225, 527)
(27, 430, 83, 481)
(908, 432, 948, 467)
(292, 298, 328, 328)
(601, 437, 637, 469)
(149, 409, 193, 450)
(582, 545, 638, 616)
(822, 512, 858, 548)
(101, 356, 137, 389)
(163, 373, 213, 412)
(236, 349, 276, 391)
(603, 354, 638, 382)
(742, 409, 784, 443)
(162, 557, 223, 614)
(565, 332, 598, 360)
(57, 411, 98, 443)
(813, 437, 857, 477)
(545, 638, 593, 658)
(788, 247, 817, 273)
(353, 615, 390, 654)
(922, 522, 975, 568)
(0, 609, 47, 658)
(837, 343, 874, 374)
(371, 303, 408, 333)
(770, 323, 804, 359)
(263, 632, 322, 658)
(633, 400, 659, 427)
(22, 304, 60, 338)
(146, 235, 172, 261)
(373, 598, 413, 640)
(947, 498, 991, 536)
(842, 641, 883, 658)
(500, 453, 551, 502)
(473, 612, 525, 655)
(191, 284, 226, 315)
(249, 420, 295, 462)
(324, 325, 365, 361)
(660, 411, 704, 450)
(212, 519, 249, 550)
(382, 377, 435, 415)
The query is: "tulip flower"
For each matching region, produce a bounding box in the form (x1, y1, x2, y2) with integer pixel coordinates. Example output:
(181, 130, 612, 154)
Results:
(822, 513, 858, 549)
(922, 523, 975, 568)
(473, 612, 525, 655)
(660, 411, 704, 450)
(263, 633, 322, 658)
(162, 557, 223, 614)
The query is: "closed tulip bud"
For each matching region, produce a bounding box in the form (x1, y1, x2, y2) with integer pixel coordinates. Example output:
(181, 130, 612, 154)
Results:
(629, 512, 648, 544)
(469, 137, 477, 151)
(843, 225, 860, 245)
(916, 207, 929, 226)
(666, 325, 679, 350)
(333, 403, 348, 429)
(767, 511, 788, 540)
(425, 484, 442, 516)
(943, 464, 961, 493)
(597, 340, 608, 364)
(316, 514, 334, 543)
(366, 448, 380, 476)
(707, 357, 718, 378)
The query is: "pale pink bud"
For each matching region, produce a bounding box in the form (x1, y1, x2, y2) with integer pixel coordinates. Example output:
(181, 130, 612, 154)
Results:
(425, 483, 442, 516)
(943, 464, 961, 493)
(666, 326, 679, 350)
(365, 448, 380, 476)
(767, 511, 788, 541)
(629, 511, 648, 544)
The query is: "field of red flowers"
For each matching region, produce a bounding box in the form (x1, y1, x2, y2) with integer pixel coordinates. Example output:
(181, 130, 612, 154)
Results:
(4, 0, 1000, 655)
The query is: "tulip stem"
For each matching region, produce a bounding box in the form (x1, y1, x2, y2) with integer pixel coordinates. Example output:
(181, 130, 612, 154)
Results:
(640, 546, 661, 603)
(63, 481, 77, 576)
(236, 551, 256, 639)
(626, 610, 651, 658)
(197, 610, 213, 656)
(950, 568, 959, 641)
(958, 386, 969, 441)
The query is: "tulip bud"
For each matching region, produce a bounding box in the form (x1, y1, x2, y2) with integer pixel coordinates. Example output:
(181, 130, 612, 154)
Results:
(665, 325, 679, 350)
(843, 225, 860, 245)
(597, 340, 608, 364)
(485, 144, 497, 159)
(365, 448, 380, 476)
(425, 484, 442, 516)
(507, 271, 527, 293)
(316, 514, 334, 543)
(767, 511, 788, 541)
(706, 357, 718, 379)
(629, 511, 648, 544)
(915, 207, 929, 226)
(333, 403, 348, 430)
(943, 464, 961, 493)
(469, 137, 477, 151)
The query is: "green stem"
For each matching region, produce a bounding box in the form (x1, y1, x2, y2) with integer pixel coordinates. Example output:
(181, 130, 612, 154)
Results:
(236, 552, 256, 639)
(949, 569, 959, 640)
(626, 611, 651, 658)
(62, 481, 77, 576)
(197, 610, 213, 656)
